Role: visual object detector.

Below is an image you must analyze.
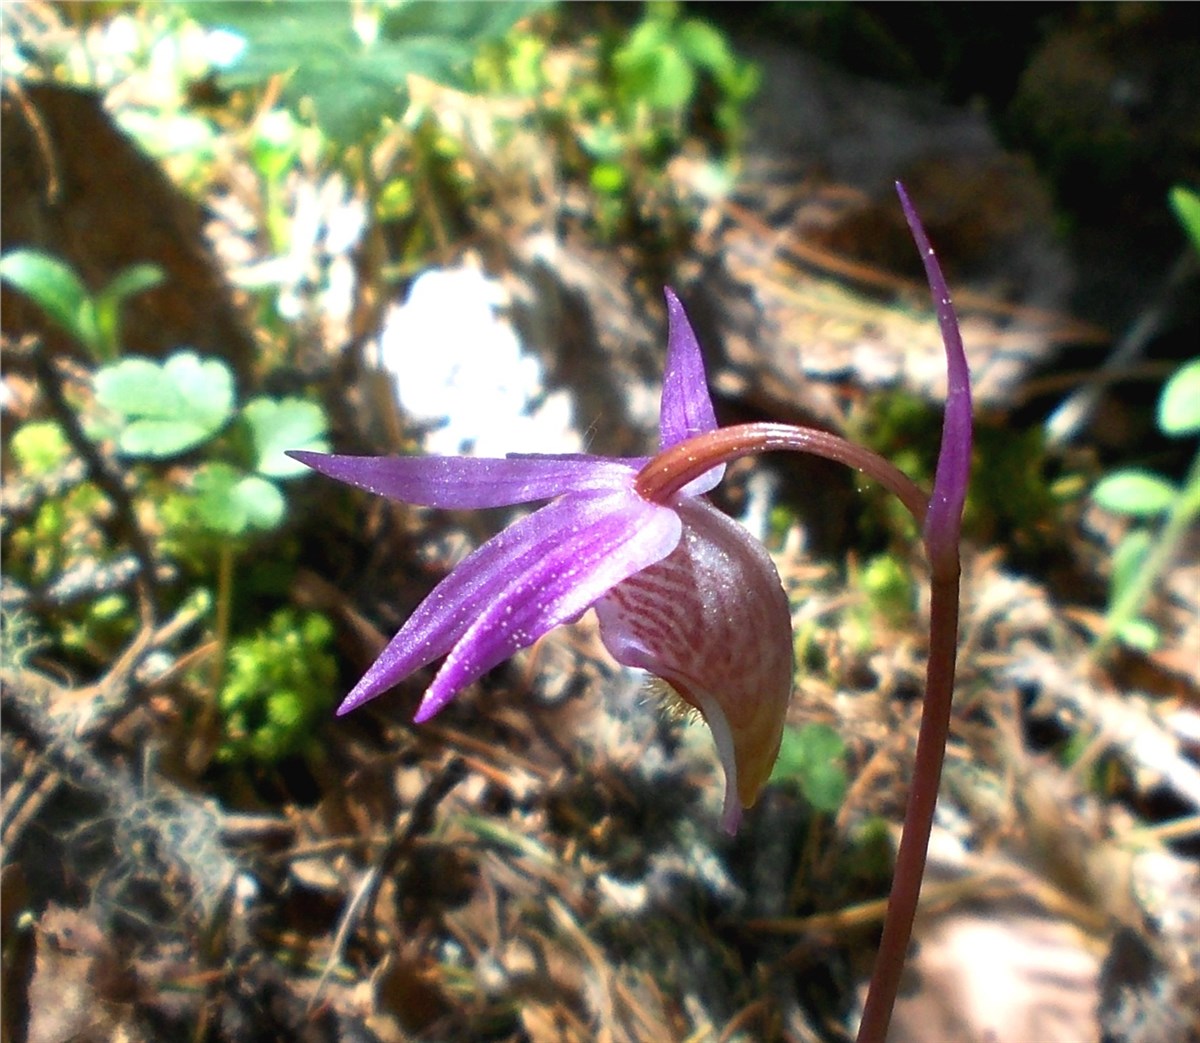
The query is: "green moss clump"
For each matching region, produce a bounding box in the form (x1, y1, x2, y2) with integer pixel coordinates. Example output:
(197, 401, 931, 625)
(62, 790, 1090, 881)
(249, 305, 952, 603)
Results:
(218, 609, 337, 764)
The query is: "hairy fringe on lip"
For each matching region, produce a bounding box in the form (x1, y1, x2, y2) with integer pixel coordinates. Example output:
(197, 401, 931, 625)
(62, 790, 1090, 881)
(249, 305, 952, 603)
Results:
(644, 675, 702, 724)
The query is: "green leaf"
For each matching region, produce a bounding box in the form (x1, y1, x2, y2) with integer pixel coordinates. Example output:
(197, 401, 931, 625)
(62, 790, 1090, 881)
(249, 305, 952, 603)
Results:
(676, 18, 731, 73)
(1117, 618, 1159, 652)
(1169, 185, 1200, 257)
(95, 351, 235, 458)
(94, 263, 164, 359)
(95, 357, 171, 408)
(186, 2, 377, 142)
(1110, 529, 1153, 602)
(99, 263, 163, 304)
(578, 122, 626, 163)
(0, 249, 99, 353)
(769, 723, 848, 814)
(187, 0, 543, 144)
(233, 474, 286, 531)
(192, 462, 242, 533)
(1158, 358, 1200, 437)
(380, 0, 544, 47)
(1093, 470, 1178, 517)
(193, 463, 286, 535)
(242, 397, 330, 478)
(615, 20, 695, 113)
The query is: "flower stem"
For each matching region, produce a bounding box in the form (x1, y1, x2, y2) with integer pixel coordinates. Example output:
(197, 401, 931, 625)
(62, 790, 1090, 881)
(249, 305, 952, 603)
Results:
(638, 418, 961, 1043)
(635, 422, 930, 524)
(855, 564, 960, 1043)
(853, 183, 971, 1043)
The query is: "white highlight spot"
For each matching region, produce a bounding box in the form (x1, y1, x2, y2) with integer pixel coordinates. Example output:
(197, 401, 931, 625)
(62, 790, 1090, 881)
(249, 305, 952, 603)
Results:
(376, 266, 581, 457)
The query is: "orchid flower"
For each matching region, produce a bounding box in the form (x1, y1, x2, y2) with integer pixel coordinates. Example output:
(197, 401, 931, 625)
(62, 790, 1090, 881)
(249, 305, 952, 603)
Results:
(294, 184, 971, 1043)
(291, 187, 970, 848)
(291, 287, 794, 833)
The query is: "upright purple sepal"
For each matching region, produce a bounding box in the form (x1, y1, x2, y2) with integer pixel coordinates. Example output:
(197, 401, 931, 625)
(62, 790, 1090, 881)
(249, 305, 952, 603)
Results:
(896, 182, 972, 572)
(660, 288, 724, 495)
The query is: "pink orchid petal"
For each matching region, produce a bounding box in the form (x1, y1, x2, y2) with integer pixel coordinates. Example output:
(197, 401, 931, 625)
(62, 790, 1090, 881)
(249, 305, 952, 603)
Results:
(336, 490, 667, 714)
(414, 490, 682, 721)
(594, 497, 793, 834)
(343, 487, 681, 715)
(287, 450, 640, 509)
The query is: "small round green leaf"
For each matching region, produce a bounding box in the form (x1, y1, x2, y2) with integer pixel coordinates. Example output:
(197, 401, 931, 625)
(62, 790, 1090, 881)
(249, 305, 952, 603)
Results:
(95, 357, 175, 413)
(1158, 359, 1200, 437)
(94, 351, 234, 458)
(116, 421, 204, 458)
(164, 352, 235, 430)
(193, 464, 285, 535)
(769, 723, 848, 814)
(1093, 470, 1178, 517)
(193, 462, 248, 534)
(233, 474, 286, 530)
(242, 397, 330, 478)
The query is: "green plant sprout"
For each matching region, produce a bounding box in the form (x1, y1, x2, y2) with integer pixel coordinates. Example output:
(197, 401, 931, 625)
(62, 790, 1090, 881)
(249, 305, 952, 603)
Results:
(0, 248, 163, 362)
(187, 0, 543, 147)
(91, 350, 329, 533)
(588, 1, 758, 200)
(514, 1, 758, 238)
(91, 347, 329, 704)
(1092, 357, 1200, 652)
(4, 248, 332, 765)
(1169, 185, 1200, 256)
